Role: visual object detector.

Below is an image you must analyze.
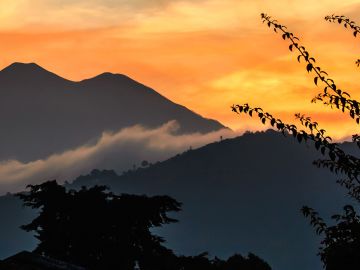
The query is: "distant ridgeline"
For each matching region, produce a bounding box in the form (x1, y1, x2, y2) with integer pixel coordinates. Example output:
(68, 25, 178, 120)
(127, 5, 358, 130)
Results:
(0, 62, 225, 162)
(0, 130, 356, 270)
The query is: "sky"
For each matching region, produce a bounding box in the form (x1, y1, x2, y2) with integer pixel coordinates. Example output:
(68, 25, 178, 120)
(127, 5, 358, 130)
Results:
(1, 0, 360, 139)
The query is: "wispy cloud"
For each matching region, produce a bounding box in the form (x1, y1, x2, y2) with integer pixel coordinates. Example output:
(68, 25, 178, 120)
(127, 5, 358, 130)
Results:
(3, 0, 357, 30)
(0, 121, 250, 194)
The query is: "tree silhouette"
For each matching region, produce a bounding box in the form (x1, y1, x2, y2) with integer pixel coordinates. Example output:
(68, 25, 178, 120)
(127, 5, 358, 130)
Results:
(16, 180, 273, 270)
(141, 160, 150, 167)
(16, 180, 181, 269)
(232, 13, 360, 269)
(176, 252, 271, 270)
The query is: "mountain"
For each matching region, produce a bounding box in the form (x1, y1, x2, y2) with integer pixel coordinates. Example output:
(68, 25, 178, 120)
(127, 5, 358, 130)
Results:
(0, 62, 225, 162)
(0, 130, 355, 270)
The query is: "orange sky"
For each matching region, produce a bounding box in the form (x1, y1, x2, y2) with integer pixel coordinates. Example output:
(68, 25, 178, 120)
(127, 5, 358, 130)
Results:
(1, 0, 360, 139)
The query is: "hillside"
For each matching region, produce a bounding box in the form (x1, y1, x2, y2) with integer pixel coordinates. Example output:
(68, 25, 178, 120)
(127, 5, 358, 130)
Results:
(71, 130, 354, 270)
(0, 130, 355, 270)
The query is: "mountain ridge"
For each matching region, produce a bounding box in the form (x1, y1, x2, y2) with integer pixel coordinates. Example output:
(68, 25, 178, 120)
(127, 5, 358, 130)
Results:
(0, 62, 74, 85)
(0, 62, 226, 162)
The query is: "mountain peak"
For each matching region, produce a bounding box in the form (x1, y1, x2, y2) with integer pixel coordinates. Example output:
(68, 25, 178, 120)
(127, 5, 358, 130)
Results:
(83, 72, 132, 82)
(2, 62, 46, 73)
(0, 62, 70, 83)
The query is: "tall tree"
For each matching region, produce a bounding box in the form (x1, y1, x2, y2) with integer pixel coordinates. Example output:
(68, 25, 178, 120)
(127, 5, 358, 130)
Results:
(232, 13, 360, 270)
(17, 180, 181, 269)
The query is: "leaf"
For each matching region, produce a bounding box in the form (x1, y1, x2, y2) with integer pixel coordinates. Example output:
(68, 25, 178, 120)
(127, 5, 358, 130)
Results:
(306, 63, 313, 72)
(314, 77, 319, 85)
(270, 118, 276, 126)
(297, 134, 302, 143)
(329, 151, 336, 161)
(350, 110, 355, 119)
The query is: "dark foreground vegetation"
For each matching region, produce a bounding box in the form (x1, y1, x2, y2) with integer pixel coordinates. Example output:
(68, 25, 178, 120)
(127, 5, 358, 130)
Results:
(16, 180, 271, 270)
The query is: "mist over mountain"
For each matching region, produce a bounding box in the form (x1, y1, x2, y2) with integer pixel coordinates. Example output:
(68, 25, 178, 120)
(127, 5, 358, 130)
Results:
(0, 130, 355, 270)
(0, 121, 234, 193)
(0, 62, 225, 162)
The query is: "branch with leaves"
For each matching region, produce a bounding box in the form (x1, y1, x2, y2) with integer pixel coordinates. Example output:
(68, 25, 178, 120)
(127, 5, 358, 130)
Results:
(301, 206, 327, 235)
(325, 15, 360, 66)
(233, 14, 360, 196)
(302, 204, 360, 268)
(233, 13, 360, 268)
(261, 13, 360, 124)
(325, 15, 360, 37)
(231, 104, 360, 185)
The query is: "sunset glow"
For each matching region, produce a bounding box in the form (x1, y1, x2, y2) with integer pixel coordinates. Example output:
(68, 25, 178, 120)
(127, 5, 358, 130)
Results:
(1, 0, 360, 138)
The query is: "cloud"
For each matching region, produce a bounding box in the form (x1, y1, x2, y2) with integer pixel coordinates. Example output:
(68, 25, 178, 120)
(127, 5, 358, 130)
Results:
(0, 0, 208, 31)
(0, 121, 249, 194)
(6, 0, 354, 32)
(35, 0, 194, 9)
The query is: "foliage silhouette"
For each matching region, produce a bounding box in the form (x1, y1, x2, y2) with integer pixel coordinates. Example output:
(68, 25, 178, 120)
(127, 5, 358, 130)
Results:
(17, 180, 181, 269)
(141, 160, 150, 167)
(176, 252, 271, 270)
(325, 15, 360, 66)
(17, 180, 272, 270)
(232, 13, 360, 269)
